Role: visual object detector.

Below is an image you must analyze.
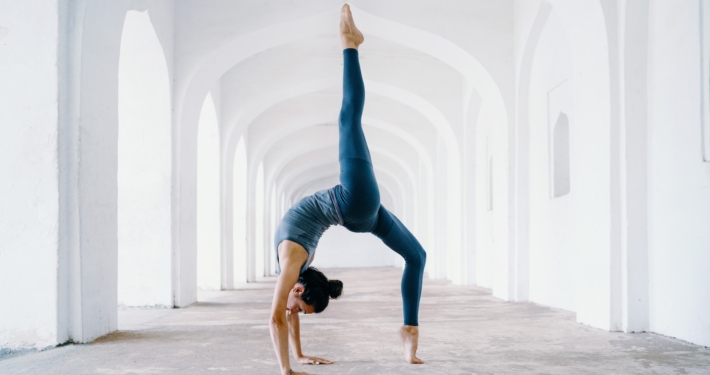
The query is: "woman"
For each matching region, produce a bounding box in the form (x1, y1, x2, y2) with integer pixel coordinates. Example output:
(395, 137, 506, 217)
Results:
(269, 5, 426, 374)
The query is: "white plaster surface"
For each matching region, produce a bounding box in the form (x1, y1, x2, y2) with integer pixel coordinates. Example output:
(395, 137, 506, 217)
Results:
(647, 0, 710, 347)
(0, 0, 60, 352)
(527, 10, 577, 313)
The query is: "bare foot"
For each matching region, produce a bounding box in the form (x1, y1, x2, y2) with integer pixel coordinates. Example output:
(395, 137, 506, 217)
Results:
(340, 3, 364, 49)
(400, 325, 424, 364)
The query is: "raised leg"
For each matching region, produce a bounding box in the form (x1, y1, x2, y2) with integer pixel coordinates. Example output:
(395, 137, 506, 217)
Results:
(335, 7, 380, 229)
(338, 49, 369, 164)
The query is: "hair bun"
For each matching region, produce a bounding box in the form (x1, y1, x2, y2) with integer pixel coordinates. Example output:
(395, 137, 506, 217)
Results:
(328, 279, 343, 299)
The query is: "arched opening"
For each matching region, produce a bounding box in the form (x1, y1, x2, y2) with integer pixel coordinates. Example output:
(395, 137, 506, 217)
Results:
(232, 136, 248, 285)
(197, 92, 221, 291)
(255, 162, 265, 279)
(117, 10, 172, 307)
(269, 185, 278, 275)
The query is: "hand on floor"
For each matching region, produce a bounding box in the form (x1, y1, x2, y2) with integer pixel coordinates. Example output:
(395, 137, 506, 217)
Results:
(297, 355, 333, 365)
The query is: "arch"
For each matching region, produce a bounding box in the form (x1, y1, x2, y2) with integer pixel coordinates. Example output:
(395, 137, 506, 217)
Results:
(548, 0, 612, 330)
(224, 78, 441, 169)
(511, 0, 612, 329)
(181, 6, 508, 155)
(511, 1, 553, 303)
(254, 162, 266, 279)
(197, 92, 221, 291)
(232, 136, 248, 284)
(117, 9, 172, 307)
(268, 185, 278, 275)
(526, 5, 577, 313)
(57, 0, 179, 343)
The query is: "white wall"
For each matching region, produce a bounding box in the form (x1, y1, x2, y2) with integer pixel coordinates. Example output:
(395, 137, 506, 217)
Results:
(527, 10, 576, 312)
(647, 0, 710, 347)
(475, 100, 509, 297)
(513, 0, 613, 330)
(0, 0, 60, 351)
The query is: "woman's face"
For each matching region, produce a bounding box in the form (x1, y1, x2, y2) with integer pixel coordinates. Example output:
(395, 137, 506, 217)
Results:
(287, 284, 316, 315)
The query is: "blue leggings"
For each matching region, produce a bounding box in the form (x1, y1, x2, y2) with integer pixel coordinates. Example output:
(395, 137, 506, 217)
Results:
(332, 49, 427, 326)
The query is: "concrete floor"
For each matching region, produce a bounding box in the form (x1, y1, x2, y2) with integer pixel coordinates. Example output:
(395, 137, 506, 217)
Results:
(1, 267, 709, 375)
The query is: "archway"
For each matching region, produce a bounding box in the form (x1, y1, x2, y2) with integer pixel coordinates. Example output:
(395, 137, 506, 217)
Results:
(232, 137, 248, 285)
(197, 92, 221, 291)
(117, 10, 172, 307)
(254, 162, 265, 279)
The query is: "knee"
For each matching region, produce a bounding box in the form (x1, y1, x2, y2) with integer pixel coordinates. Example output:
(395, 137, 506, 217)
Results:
(408, 247, 426, 269)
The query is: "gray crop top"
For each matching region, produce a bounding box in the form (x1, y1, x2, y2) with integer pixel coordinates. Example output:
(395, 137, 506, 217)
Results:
(274, 188, 343, 274)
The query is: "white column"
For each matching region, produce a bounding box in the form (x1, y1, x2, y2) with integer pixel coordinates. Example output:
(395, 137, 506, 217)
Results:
(0, 0, 61, 351)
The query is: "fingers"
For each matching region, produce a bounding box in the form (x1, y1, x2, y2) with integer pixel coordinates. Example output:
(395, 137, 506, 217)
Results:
(302, 356, 333, 365)
(317, 358, 333, 365)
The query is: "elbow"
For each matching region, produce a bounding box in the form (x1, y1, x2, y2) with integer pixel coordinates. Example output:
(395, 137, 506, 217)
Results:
(269, 316, 286, 328)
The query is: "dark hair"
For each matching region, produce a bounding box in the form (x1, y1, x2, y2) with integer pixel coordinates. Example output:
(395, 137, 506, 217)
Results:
(298, 267, 343, 313)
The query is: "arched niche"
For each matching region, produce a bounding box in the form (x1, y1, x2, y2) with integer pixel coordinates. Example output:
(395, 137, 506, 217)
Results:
(551, 113, 571, 198)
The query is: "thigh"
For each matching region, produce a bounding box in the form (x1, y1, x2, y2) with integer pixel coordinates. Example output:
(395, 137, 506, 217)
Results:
(372, 205, 426, 264)
(337, 158, 380, 224)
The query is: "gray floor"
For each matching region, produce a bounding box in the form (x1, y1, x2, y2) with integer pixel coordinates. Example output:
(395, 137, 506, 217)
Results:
(2, 268, 709, 375)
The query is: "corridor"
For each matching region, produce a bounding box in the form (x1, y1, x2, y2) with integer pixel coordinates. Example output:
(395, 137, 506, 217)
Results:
(2, 268, 708, 375)
(2, 0, 710, 370)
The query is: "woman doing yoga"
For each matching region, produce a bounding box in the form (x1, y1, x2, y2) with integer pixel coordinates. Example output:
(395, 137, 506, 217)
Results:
(269, 5, 427, 375)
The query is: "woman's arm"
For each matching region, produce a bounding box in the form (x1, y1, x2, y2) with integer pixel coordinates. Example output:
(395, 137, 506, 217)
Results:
(287, 310, 304, 359)
(270, 242, 308, 375)
(288, 312, 333, 365)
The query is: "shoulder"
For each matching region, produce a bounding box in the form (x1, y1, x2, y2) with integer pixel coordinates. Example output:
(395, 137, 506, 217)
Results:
(277, 240, 309, 271)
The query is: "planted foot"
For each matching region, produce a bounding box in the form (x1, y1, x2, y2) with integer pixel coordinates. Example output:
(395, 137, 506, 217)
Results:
(340, 3, 364, 49)
(400, 325, 424, 364)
